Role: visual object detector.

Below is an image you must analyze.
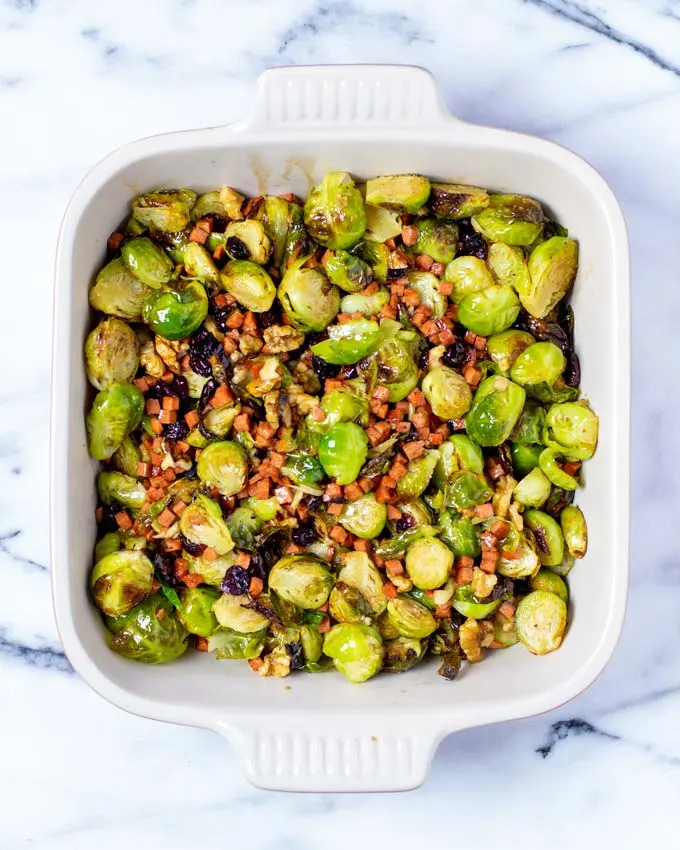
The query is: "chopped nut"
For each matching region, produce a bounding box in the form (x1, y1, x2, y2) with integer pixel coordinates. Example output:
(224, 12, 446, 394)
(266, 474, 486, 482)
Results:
(471, 567, 498, 599)
(293, 360, 321, 394)
(263, 324, 305, 354)
(219, 186, 245, 220)
(391, 573, 413, 593)
(239, 334, 264, 357)
(247, 357, 283, 397)
(256, 645, 291, 678)
(508, 501, 524, 531)
(140, 339, 165, 378)
(288, 383, 320, 415)
(459, 618, 495, 662)
(154, 335, 188, 374)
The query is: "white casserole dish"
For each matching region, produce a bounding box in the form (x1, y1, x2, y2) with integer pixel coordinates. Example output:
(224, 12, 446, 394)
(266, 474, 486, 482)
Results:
(51, 64, 630, 792)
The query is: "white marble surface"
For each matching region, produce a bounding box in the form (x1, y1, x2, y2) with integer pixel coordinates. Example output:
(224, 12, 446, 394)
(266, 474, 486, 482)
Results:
(1, 0, 678, 845)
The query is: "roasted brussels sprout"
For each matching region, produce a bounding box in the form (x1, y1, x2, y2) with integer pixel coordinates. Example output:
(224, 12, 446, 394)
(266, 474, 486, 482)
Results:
(323, 249, 373, 293)
(513, 467, 551, 508)
(108, 594, 188, 663)
(438, 511, 481, 558)
(142, 280, 208, 340)
(212, 593, 270, 633)
(510, 342, 565, 387)
(448, 434, 484, 475)
(208, 627, 266, 660)
(278, 264, 340, 331)
(340, 287, 390, 317)
(363, 204, 402, 242)
(386, 596, 437, 639)
(84, 317, 139, 391)
(304, 171, 366, 250)
(452, 583, 501, 619)
(283, 453, 326, 487)
(543, 402, 599, 460)
(529, 569, 569, 604)
(220, 260, 276, 312)
(191, 190, 226, 221)
(497, 533, 541, 578)
(560, 505, 588, 558)
(374, 526, 440, 559)
(97, 471, 146, 510)
(512, 400, 546, 446)
(383, 637, 426, 672)
(132, 190, 194, 232)
(268, 555, 334, 609)
(521, 237, 579, 318)
(196, 440, 248, 497)
(91, 550, 154, 617)
(430, 183, 489, 219)
(405, 537, 453, 590)
(406, 270, 448, 318)
(396, 450, 438, 499)
(367, 323, 420, 402)
(365, 174, 431, 213)
(510, 443, 544, 478)
(538, 448, 579, 490)
(465, 376, 526, 447)
(224, 219, 271, 264)
(89, 258, 153, 320)
(421, 365, 472, 420)
(318, 422, 368, 485)
(339, 493, 387, 539)
(524, 509, 565, 567)
(446, 470, 493, 510)
(202, 403, 240, 438)
(121, 237, 173, 289)
(322, 623, 383, 683)
(179, 494, 234, 555)
(486, 329, 535, 375)
(471, 194, 545, 246)
(443, 255, 495, 303)
(311, 319, 381, 365)
(413, 219, 459, 264)
(87, 382, 144, 461)
(457, 285, 520, 336)
(320, 387, 369, 427)
(177, 586, 220, 637)
(337, 552, 387, 615)
(486, 242, 531, 293)
(515, 590, 567, 654)
(328, 582, 372, 624)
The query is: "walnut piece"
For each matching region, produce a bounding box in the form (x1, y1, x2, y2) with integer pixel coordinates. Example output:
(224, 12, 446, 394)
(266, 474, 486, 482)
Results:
(263, 324, 305, 354)
(288, 383, 319, 415)
(471, 567, 498, 599)
(293, 360, 321, 394)
(459, 618, 494, 663)
(154, 335, 188, 374)
(140, 340, 165, 378)
(239, 334, 264, 357)
(256, 645, 291, 678)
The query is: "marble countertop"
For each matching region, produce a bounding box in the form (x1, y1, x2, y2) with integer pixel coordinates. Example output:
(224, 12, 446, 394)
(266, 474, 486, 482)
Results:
(2, 0, 679, 845)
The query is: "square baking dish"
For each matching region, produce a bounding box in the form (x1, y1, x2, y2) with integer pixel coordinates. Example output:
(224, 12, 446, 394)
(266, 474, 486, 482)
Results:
(51, 64, 630, 792)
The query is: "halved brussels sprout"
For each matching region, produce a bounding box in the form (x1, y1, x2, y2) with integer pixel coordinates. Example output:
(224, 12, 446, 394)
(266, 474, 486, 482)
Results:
(179, 494, 234, 555)
(356, 240, 390, 281)
(386, 596, 437, 639)
(510, 443, 543, 478)
(94, 531, 123, 562)
(186, 552, 235, 587)
(283, 453, 326, 487)
(121, 237, 174, 289)
(396, 450, 438, 499)
(543, 402, 599, 460)
(529, 569, 568, 604)
(365, 174, 431, 213)
(177, 586, 220, 637)
(329, 581, 373, 624)
(448, 434, 484, 474)
(208, 627, 266, 660)
(486, 242, 531, 292)
(374, 526, 440, 559)
(278, 265, 340, 331)
(444, 256, 495, 303)
(560, 505, 588, 558)
(421, 365, 472, 420)
(268, 555, 334, 609)
(497, 533, 541, 578)
(212, 593, 270, 633)
(322, 623, 383, 683)
(323, 249, 373, 293)
(405, 537, 453, 590)
(91, 550, 154, 616)
(383, 637, 426, 672)
(437, 511, 481, 558)
(225, 507, 262, 550)
(339, 493, 387, 540)
(510, 342, 565, 387)
(515, 590, 567, 654)
(413, 219, 459, 264)
(340, 287, 390, 317)
(521, 237, 579, 318)
(446, 470, 493, 510)
(224, 219, 271, 264)
(97, 471, 146, 510)
(320, 387, 369, 427)
(465, 376, 526, 447)
(182, 242, 220, 284)
(84, 317, 139, 391)
(513, 467, 551, 508)
(406, 270, 447, 318)
(367, 324, 420, 402)
(108, 595, 188, 663)
(300, 622, 324, 664)
(492, 610, 518, 648)
(452, 583, 501, 619)
(142, 280, 208, 341)
(87, 382, 144, 461)
(191, 190, 226, 221)
(219, 186, 245, 220)
(512, 400, 546, 446)
(257, 195, 289, 267)
(487, 330, 535, 375)
(471, 194, 545, 246)
(311, 319, 381, 365)
(430, 183, 489, 219)
(457, 285, 520, 336)
(363, 204, 402, 242)
(318, 422, 368, 485)
(524, 509, 565, 567)
(538, 448, 579, 490)
(220, 260, 276, 313)
(132, 190, 194, 232)
(304, 171, 366, 250)
(89, 258, 153, 320)
(337, 551, 387, 615)
(202, 403, 240, 438)
(196, 440, 248, 497)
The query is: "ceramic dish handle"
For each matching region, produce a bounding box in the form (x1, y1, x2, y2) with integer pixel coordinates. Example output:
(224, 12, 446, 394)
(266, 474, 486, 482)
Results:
(245, 64, 454, 129)
(217, 718, 443, 792)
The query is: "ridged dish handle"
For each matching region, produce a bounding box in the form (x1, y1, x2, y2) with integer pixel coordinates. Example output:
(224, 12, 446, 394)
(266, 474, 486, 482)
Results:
(245, 64, 454, 130)
(217, 718, 443, 792)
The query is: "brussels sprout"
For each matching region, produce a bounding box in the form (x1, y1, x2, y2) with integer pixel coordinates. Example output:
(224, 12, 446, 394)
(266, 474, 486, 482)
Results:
(132, 190, 194, 232)
(224, 219, 270, 264)
(365, 174, 431, 213)
(512, 400, 546, 446)
(323, 249, 373, 293)
(300, 622, 324, 664)
(405, 537, 453, 590)
(524, 509, 565, 567)
(438, 511, 481, 558)
(513, 467, 551, 508)
(283, 453, 326, 487)
(538, 448, 579, 491)
(186, 552, 235, 587)
(87, 382, 144, 461)
(212, 593, 270, 633)
(311, 319, 381, 365)
(446, 470, 493, 510)
(94, 531, 122, 562)
(91, 550, 154, 616)
(108, 595, 188, 663)
(97, 471, 146, 510)
(492, 610, 518, 648)
(406, 270, 448, 318)
(278, 264, 340, 331)
(318, 422, 368, 485)
(383, 637, 426, 672)
(497, 533, 541, 578)
(208, 627, 266, 660)
(320, 388, 369, 427)
(202, 403, 240, 438)
(422, 365, 472, 420)
(510, 342, 565, 387)
(179, 494, 234, 555)
(191, 190, 227, 221)
(197, 441, 248, 497)
(340, 287, 390, 317)
(465, 376, 526, 447)
(339, 493, 387, 539)
(487, 330, 535, 375)
(396, 451, 438, 499)
(328, 582, 373, 624)
(374, 526, 440, 559)
(543, 402, 599, 461)
(89, 258, 153, 320)
(443, 256, 495, 303)
(142, 280, 208, 341)
(322, 623, 383, 683)
(220, 260, 276, 313)
(182, 242, 220, 284)
(337, 551, 387, 615)
(281, 201, 315, 271)
(510, 443, 543, 478)
(120, 237, 173, 289)
(430, 183, 489, 219)
(560, 505, 588, 558)
(525, 381, 579, 404)
(84, 318, 139, 392)
(366, 323, 419, 402)
(551, 552, 576, 577)
(268, 555, 334, 609)
(486, 242, 531, 292)
(224, 507, 263, 550)
(111, 435, 141, 477)
(363, 205, 404, 242)
(521, 237, 579, 318)
(457, 285, 520, 336)
(177, 586, 220, 637)
(433, 435, 485, 490)
(515, 590, 567, 654)
(471, 194, 545, 246)
(529, 568, 569, 604)
(304, 171, 366, 250)
(386, 596, 437, 639)
(356, 240, 390, 282)
(218, 186, 245, 220)
(452, 584, 501, 619)
(412, 219, 459, 264)
(258, 195, 289, 267)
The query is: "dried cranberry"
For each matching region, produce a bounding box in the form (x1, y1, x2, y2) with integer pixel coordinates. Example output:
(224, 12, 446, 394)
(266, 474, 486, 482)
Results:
(203, 213, 227, 233)
(172, 375, 189, 399)
(395, 515, 415, 533)
(213, 307, 230, 333)
(311, 354, 340, 380)
(343, 365, 358, 380)
(386, 268, 408, 281)
(97, 503, 121, 534)
(221, 565, 251, 595)
(226, 236, 250, 260)
(199, 378, 218, 411)
(564, 351, 581, 387)
(189, 351, 212, 377)
(259, 308, 280, 329)
(153, 551, 179, 587)
(164, 421, 189, 441)
(286, 641, 305, 670)
(292, 523, 317, 546)
(179, 534, 206, 557)
(457, 221, 488, 259)
(191, 328, 221, 356)
(442, 340, 469, 370)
